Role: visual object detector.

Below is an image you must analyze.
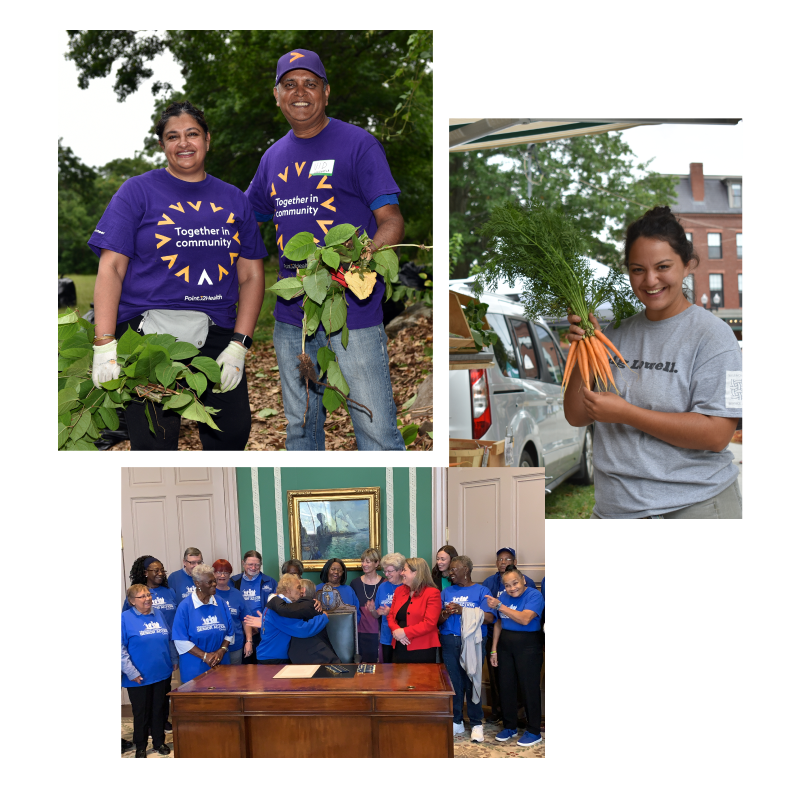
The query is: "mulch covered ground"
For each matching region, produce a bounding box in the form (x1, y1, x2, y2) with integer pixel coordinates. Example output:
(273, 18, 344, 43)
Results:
(109, 317, 433, 452)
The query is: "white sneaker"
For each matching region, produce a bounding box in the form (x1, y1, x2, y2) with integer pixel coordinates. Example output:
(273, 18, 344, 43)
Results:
(453, 721, 465, 735)
(470, 725, 484, 742)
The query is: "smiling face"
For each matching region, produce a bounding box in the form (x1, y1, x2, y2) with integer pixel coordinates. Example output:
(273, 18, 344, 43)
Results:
(132, 588, 153, 615)
(502, 573, 525, 598)
(144, 561, 166, 588)
(627, 236, 691, 321)
(159, 114, 210, 180)
(273, 69, 330, 136)
(195, 572, 217, 600)
(214, 568, 231, 589)
(184, 553, 203, 574)
(327, 561, 345, 586)
(243, 557, 262, 578)
(384, 564, 401, 584)
(400, 562, 417, 588)
(362, 557, 379, 575)
(436, 551, 453, 574)
(448, 561, 470, 586)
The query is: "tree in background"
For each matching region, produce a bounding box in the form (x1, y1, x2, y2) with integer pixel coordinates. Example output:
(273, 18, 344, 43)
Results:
(63, 30, 432, 265)
(449, 133, 678, 279)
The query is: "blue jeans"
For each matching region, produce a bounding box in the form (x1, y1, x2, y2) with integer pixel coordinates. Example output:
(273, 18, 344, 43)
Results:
(272, 320, 406, 451)
(441, 634, 485, 727)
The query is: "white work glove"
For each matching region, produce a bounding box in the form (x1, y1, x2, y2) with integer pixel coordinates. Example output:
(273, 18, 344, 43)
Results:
(92, 340, 121, 389)
(214, 340, 248, 393)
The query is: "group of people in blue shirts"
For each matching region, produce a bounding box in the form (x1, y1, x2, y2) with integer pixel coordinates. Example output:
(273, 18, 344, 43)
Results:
(122, 545, 544, 757)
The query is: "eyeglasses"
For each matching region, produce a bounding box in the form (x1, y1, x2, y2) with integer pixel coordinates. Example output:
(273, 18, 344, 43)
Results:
(133, 595, 151, 600)
(214, 571, 231, 576)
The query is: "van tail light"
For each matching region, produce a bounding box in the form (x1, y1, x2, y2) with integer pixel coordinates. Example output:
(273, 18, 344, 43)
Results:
(470, 369, 492, 439)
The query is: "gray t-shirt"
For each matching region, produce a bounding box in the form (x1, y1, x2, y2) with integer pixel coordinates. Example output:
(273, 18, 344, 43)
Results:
(593, 305, 742, 518)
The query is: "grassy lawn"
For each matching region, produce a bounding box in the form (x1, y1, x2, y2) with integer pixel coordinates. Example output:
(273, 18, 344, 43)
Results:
(59, 259, 281, 342)
(544, 482, 595, 519)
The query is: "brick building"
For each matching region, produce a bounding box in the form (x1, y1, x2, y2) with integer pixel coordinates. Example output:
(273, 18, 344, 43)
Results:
(671, 162, 742, 338)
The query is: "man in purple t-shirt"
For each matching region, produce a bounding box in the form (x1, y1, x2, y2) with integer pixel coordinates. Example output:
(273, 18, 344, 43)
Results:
(245, 49, 406, 451)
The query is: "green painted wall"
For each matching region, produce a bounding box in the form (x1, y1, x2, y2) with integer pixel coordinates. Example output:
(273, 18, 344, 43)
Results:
(235, 468, 433, 580)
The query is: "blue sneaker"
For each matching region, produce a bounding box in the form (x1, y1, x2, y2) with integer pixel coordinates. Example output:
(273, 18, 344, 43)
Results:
(495, 728, 518, 742)
(517, 732, 542, 747)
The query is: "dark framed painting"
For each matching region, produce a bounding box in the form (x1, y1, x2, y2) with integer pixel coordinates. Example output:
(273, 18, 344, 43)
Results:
(287, 487, 381, 571)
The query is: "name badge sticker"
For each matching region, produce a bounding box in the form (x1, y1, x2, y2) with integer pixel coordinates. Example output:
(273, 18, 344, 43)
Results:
(310, 159, 335, 176)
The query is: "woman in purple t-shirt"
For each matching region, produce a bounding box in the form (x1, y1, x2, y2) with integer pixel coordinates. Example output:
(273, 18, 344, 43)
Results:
(88, 101, 268, 451)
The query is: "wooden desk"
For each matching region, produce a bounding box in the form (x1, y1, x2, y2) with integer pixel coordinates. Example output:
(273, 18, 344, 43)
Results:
(169, 663, 455, 758)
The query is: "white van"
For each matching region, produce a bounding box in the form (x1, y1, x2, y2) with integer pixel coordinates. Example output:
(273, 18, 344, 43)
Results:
(449, 285, 594, 493)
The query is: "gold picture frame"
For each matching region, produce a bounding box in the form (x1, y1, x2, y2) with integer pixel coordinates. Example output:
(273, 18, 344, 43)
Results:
(287, 487, 381, 572)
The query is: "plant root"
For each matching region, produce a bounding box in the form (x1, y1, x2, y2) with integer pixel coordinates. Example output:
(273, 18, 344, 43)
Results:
(296, 353, 373, 424)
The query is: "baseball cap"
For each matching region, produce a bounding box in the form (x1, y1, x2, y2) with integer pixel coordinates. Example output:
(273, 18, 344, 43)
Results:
(275, 49, 327, 85)
(496, 547, 516, 558)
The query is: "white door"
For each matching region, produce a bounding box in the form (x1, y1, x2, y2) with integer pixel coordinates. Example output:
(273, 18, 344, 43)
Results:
(446, 467, 545, 584)
(120, 467, 240, 705)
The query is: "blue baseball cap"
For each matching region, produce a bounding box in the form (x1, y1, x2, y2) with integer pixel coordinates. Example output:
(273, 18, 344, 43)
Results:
(496, 547, 516, 558)
(275, 49, 327, 86)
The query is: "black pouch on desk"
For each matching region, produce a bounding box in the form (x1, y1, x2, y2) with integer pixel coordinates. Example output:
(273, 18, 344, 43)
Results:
(139, 309, 214, 348)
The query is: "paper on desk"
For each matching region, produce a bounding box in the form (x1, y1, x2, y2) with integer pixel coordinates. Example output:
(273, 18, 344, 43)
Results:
(273, 665, 319, 679)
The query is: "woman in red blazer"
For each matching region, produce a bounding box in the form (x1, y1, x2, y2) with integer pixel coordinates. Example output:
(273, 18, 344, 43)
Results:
(386, 557, 443, 662)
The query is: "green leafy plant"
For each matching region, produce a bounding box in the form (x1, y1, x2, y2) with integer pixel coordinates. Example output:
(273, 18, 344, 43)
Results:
(463, 299, 498, 352)
(269, 223, 433, 420)
(58, 312, 222, 450)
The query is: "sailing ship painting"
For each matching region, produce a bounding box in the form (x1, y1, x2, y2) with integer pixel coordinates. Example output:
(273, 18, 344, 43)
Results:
(299, 499, 371, 562)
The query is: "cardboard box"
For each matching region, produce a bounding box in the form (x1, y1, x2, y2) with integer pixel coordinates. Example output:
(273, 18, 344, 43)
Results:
(449, 291, 491, 353)
(449, 438, 506, 467)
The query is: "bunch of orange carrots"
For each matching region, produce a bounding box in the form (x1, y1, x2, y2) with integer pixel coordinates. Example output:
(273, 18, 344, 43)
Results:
(562, 329, 631, 395)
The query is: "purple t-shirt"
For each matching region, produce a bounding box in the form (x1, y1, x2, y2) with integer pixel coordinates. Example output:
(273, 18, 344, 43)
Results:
(88, 169, 268, 328)
(244, 118, 400, 330)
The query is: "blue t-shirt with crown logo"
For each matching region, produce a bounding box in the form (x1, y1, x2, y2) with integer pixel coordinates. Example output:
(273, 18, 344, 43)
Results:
(121, 608, 174, 688)
(171, 595, 235, 683)
(492, 588, 544, 633)
(167, 569, 196, 602)
(440, 584, 492, 638)
(122, 585, 178, 630)
(231, 572, 277, 615)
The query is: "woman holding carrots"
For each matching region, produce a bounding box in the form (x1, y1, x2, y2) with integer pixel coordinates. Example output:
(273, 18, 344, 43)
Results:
(563, 206, 742, 519)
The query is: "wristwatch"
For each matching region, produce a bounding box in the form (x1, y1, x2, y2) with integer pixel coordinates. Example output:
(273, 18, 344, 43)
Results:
(231, 332, 253, 349)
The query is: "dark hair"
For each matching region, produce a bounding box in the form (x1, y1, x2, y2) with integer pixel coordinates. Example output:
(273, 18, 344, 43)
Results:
(129, 555, 165, 586)
(624, 206, 699, 301)
(281, 558, 304, 575)
(242, 550, 262, 562)
(502, 567, 525, 584)
(320, 557, 348, 585)
(431, 545, 459, 586)
(156, 101, 209, 142)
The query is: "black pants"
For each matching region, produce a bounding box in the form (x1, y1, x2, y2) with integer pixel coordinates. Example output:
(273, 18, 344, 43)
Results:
(243, 630, 261, 665)
(128, 677, 170, 749)
(358, 632, 379, 663)
(392, 645, 437, 663)
(498, 630, 543, 735)
(115, 316, 251, 451)
(257, 658, 286, 665)
(381, 643, 394, 664)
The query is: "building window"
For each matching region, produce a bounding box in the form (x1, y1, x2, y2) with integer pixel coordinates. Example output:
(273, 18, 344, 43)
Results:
(707, 232, 722, 259)
(683, 273, 695, 303)
(738, 273, 742, 307)
(731, 182, 742, 208)
(736, 232, 742, 259)
(709, 273, 724, 309)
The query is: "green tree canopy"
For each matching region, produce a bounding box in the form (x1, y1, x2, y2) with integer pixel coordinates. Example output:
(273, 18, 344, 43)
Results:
(449, 132, 678, 279)
(64, 30, 433, 259)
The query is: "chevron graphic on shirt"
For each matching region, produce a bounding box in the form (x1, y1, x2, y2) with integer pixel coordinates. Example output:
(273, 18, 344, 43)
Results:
(289, 51, 304, 63)
(169, 202, 185, 213)
(162, 254, 178, 269)
(155, 233, 171, 249)
(316, 219, 334, 236)
(232, 232, 240, 245)
(226, 213, 235, 224)
(230, 252, 239, 267)
(174, 266, 190, 282)
(218, 265, 229, 281)
(270, 183, 276, 197)
(158, 213, 174, 225)
(210, 203, 223, 212)
(198, 269, 213, 286)
(188, 201, 202, 211)
(295, 161, 306, 176)
(320, 196, 336, 212)
(277, 235, 284, 251)
(278, 166, 289, 183)
(315, 175, 332, 189)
